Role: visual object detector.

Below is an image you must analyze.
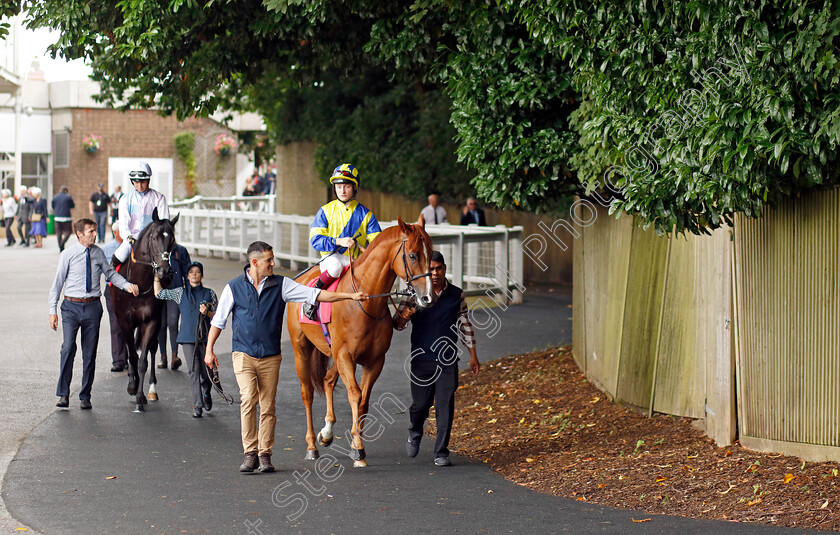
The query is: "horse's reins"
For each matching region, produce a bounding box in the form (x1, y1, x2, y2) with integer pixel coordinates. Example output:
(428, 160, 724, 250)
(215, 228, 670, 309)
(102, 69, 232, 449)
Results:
(348, 232, 431, 320)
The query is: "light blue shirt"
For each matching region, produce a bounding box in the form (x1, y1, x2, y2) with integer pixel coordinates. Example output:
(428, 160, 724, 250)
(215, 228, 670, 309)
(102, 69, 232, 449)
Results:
(48, 242, 133, 314)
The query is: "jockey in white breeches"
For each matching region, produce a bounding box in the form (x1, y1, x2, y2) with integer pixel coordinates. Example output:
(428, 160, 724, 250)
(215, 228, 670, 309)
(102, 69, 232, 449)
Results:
(114, 161, 170, 264)
(303, 163, 381, 320)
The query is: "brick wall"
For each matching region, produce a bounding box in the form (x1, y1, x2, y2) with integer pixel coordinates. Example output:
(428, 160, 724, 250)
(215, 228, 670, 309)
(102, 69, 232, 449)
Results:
(53, 109, 236, 221)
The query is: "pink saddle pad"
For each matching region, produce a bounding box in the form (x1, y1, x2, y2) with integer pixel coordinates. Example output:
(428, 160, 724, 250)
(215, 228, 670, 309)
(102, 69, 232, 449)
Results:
(297, 265, 350, 325)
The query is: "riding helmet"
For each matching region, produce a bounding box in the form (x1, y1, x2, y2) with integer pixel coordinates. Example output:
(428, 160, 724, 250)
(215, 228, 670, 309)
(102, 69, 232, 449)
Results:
(329, 163, 359, 188)
(129, 161, 153, 180)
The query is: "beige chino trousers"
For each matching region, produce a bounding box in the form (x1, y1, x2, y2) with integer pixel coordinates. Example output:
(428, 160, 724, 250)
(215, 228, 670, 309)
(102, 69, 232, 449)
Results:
(232, 351, 282, 454)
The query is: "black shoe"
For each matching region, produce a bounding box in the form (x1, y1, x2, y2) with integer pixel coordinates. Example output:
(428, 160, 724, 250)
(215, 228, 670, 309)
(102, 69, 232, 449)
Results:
(80, 399, 92, 410)
(434, 456, 452, 467)
(239, 451, 259, 472)
(258, 453, 275, 473)
(303, 302, 319, 321)
(303, 278, 327, 321)
(193, 407, 203, 418)
(111, 363, 125, 372)
(157, 353, 168, 369)
(56, 395, 69, 408)
(170, 355, 182, 370)
(202, 392, 212, 411)
(406, 437, 420, 458)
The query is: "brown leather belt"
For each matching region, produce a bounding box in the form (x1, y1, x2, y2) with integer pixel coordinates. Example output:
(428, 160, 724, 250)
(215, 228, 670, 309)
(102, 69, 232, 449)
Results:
(64, 296, 98, 303)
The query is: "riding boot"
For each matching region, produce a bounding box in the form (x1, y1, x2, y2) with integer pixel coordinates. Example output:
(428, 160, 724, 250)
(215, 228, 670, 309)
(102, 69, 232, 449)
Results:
(303, 278, 328, 321)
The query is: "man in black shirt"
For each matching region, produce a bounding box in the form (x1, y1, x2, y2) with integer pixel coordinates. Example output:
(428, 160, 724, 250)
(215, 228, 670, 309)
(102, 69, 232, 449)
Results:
(89, 183, 110, 243)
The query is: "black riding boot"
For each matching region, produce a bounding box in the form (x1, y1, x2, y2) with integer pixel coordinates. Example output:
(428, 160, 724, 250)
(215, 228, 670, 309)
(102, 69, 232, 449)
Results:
(303, 279, 326, 321)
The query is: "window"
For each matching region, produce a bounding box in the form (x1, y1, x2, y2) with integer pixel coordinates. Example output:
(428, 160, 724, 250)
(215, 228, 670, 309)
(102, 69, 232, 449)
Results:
(54, 132, 69, 168)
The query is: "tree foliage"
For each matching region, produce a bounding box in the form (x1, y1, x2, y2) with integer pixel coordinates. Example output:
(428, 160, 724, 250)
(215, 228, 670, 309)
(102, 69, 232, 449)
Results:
(10, 0, 840, 232)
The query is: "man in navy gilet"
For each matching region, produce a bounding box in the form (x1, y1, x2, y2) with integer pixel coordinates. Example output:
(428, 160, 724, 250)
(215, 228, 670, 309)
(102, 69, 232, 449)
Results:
(205, 241, 367, 473)
(393, 250, 481, 467)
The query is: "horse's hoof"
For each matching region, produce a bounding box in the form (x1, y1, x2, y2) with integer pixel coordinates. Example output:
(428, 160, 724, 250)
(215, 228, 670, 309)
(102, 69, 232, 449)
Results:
(317, 432, 333, 447)
(133, 404, 145, 413)
(353, 459, 367, 468)
(304, 449, 320, 461)
(148, 392, 158, 401)
(127, 380, 138, 396)
(350, 447, 366, 462)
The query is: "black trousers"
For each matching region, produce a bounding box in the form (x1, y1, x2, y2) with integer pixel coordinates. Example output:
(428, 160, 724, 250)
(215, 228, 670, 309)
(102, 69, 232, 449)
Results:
(4, 217, 15, 244)
(56, 299, 103, 400)
(103, 288, 128, 366)
(17, 217, 30, 245)
(158, 299, 180, 357)
(408, 359, 459, 458)
(56, 221, 73, 251)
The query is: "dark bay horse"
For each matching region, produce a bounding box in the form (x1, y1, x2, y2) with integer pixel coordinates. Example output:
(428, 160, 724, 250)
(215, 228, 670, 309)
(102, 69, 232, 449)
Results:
(287, 217, 436, 466)
(111, 208, 179, 412)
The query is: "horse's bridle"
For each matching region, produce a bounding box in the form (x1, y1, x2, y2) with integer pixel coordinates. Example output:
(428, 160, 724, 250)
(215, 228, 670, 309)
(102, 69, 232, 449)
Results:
(349, 232, 432, 320)
(130, 244, 173, 296)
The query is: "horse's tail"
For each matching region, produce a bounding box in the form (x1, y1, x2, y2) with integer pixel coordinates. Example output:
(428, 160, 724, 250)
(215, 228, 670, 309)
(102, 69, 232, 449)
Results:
(309, 347, 328, 396)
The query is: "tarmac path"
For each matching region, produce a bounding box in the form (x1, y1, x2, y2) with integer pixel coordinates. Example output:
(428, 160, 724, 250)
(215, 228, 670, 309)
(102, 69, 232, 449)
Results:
(0, 236, 804, 534)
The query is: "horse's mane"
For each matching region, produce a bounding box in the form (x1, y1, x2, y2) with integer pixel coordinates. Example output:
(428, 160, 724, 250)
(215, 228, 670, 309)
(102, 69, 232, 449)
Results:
(135, 216, 171, 243)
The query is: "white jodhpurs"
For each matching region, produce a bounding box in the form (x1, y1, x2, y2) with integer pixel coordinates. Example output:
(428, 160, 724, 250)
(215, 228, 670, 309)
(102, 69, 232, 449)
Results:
(114, 240, 133, 263)
(321, 253, 350, 278)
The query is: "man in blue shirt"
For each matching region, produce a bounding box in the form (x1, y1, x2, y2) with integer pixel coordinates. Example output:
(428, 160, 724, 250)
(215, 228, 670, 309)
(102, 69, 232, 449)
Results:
(49, 219, 139, 409)
(52, 185, 76, 252)
(205, 241, 367, 473)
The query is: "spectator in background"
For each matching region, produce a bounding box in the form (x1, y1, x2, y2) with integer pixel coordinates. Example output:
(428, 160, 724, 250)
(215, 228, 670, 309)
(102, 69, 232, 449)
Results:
(52, 185, 76, 252)
(29, 187, 47, 248)
(89, 183, 110, 243)
(157, 242, 191, 370)
(264, 167, 276, 195)
(110, 185, 123, 234)
(100, 222, 128, 372)
(2, 189, 17, 246)
(420, 193, 448, 225)
(16, 186, 34, 247)
(459, 197, 486, 226)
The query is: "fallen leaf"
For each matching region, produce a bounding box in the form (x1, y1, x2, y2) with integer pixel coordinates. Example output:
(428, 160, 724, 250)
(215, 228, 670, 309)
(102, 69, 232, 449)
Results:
(747, 498, 762, 506)
(655, 477, 667, 483)
(519, 417, 525, 424)
(820, 500, 829, 509)
(15, 529, 29, 532)
(631, 518, 651, 523)
(526, 458, 536, 463)
(105, 476, 117, 480)
(783, 473, 795, 484)
(598, 483, 606, 488)
(487, 418, 498, 424)
(590, 397, 600, 403)
(576, 497, 586, 501)
(487, 490, 493, 494)
(533, 399, 541, 404)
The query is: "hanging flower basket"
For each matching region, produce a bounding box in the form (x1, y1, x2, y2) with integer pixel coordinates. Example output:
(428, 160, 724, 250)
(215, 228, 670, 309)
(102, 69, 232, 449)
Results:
(214, 134, 236, 156)
(82, 134, 102, 153)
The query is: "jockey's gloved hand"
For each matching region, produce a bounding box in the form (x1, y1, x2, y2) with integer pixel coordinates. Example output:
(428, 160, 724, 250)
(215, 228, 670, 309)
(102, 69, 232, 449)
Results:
(128, 236, 136, 245)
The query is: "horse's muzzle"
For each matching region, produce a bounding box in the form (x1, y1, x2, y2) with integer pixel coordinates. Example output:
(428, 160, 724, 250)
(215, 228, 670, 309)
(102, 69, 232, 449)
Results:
(417, 293, 434, 308)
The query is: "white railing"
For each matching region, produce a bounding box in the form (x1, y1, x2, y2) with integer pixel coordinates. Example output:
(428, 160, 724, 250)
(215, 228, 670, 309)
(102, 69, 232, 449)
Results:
(173, 209, 524, 304)
(171, 194, 276, 214)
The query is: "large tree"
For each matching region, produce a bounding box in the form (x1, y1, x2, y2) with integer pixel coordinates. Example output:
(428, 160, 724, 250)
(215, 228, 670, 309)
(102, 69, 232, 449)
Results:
(10, 0, 840, 232)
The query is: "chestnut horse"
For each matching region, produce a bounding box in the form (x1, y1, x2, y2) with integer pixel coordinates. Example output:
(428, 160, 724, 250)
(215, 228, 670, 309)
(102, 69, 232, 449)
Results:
(287, 217, 436, 466)
(111, 208, 178, 412)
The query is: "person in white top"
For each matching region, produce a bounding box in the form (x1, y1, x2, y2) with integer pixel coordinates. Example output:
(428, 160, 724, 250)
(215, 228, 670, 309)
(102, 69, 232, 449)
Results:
(113, 162, 170, 264)
(419, 193, 448, 225)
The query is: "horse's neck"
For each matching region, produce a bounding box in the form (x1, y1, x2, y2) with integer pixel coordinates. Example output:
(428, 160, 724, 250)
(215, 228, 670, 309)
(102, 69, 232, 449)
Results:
(352, 245, 399, 315)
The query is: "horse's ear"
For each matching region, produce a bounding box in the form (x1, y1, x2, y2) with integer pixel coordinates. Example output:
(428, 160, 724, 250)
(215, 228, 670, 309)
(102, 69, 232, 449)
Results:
(417, 213, 426, 230)
(397, 216, 408, 234)
(170, 212, 179, 226)
(152, 207, 159, 222)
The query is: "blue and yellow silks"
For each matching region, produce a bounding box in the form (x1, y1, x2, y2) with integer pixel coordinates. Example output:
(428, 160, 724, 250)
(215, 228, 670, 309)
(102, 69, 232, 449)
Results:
(310, 199, 381, 259)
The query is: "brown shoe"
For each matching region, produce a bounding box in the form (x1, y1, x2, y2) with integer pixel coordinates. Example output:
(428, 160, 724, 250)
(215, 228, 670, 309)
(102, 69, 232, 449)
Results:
(170, 355, 182, 370)
(258, 453, 275, 473)
(239, 451, 258, 472)
(157, 353, 168, 369)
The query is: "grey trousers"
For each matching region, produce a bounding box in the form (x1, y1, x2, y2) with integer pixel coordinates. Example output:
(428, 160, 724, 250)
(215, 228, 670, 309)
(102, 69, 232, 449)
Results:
(158, 299, 180, 357)
(181, 343, 211, 409)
